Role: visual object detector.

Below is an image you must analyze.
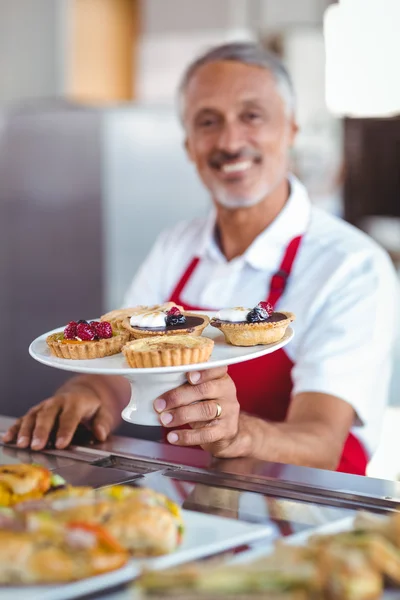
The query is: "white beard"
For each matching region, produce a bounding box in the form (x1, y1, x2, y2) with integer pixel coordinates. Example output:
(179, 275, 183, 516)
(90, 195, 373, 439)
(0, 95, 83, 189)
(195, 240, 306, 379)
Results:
(212, 178, 278, 210)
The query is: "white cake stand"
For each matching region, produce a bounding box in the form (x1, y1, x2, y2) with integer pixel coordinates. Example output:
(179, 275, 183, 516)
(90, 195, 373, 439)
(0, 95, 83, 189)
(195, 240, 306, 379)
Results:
(29, 320, 294, 426)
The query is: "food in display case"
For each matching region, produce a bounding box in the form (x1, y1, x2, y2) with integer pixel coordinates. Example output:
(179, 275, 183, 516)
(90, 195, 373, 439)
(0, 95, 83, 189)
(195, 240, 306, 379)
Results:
(210, 303, 295, 346)
(122, 334, 214, 368)
(46, 319, 129, 359)
(122, 307, 209, 339)
(0, 464, 185, 584)
(137, 509, 400, 599)
(0, 522, 128, 584)
(0, 464, 66, 506)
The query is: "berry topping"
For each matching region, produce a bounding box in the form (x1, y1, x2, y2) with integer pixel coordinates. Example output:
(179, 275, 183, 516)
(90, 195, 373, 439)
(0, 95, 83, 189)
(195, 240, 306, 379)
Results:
(93, 321, 113, 339)
(76, 322, 96, 341)
(257, 301, 273, 316)
(64, 321, 78, 339)
(77, 320, 88, 325)
(246, 307, 270, 323)
(165, 307, 186, 327)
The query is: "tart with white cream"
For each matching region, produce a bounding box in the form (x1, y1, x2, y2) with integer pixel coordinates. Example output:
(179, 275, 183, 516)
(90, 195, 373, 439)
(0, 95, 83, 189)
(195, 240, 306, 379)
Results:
(210, 302, 294, 346)
(122, 306, 209, 339)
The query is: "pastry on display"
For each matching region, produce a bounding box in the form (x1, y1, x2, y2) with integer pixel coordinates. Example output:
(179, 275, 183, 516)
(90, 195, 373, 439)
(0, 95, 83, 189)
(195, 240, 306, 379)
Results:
(122, 306, 209, 340)
(210, 302, 295, 347)
(0, 464, 66, 507)
(46, 319, 129, 359)
(0, 523, 128, 583)
(14, 484, 184, 558)
(122, 334, 214, 368)
(100, 302, 184, 329)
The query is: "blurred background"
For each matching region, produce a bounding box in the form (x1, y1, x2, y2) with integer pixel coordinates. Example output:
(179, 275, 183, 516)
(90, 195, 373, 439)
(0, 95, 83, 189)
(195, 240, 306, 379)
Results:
(0, 0, 399, 477)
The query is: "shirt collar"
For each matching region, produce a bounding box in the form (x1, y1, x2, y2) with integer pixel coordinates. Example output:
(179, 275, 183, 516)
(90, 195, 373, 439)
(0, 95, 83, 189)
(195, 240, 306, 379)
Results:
(198, 174, 311, 270)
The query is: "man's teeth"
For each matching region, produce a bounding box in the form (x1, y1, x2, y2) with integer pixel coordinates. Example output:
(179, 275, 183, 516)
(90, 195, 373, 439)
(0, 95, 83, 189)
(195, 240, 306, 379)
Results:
(221, 160, 252, 174)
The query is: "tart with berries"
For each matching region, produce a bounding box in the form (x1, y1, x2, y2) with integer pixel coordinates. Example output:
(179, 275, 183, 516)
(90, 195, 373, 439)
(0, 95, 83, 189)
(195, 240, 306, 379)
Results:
(123, 335, 214, 368)
(100, 302, 184, 330)
(122, 306, 209, 340)
(46, 320, 129, 359)
(210, 302, 295, 347)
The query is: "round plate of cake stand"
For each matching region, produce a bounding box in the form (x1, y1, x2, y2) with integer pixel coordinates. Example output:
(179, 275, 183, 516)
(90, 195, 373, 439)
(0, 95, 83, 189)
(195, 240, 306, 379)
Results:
(29, 316, 294, 426)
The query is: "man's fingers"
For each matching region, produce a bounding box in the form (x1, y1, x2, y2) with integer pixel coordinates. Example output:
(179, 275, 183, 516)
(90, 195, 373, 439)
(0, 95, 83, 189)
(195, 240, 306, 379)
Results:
(3, 420, 22, 443)
(160, 400, 221, 428)
(167, 424, 222, 447)
(16, 413, 40, 448)
(30, 403, 61, 450)
(187, 367, 228, 385)
(92, 406, 113, 441)
(53, 404, 90, 449)
(155, 378, 223, 413)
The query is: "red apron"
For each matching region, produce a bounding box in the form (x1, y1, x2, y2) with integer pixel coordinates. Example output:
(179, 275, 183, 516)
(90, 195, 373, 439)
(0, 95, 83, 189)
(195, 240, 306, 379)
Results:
(168, 236, 368, 476)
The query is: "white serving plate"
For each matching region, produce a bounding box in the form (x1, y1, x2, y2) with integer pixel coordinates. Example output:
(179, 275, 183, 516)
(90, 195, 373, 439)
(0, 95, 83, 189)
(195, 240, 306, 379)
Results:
(29, 319, 294, 425)
(29, 323, 294, 376)
(0, 509, 273, 600)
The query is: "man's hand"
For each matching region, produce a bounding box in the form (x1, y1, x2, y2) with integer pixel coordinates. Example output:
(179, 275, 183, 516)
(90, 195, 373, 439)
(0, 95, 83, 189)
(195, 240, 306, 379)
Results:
(3, 375, 129, 451)
(153, 366, 252, 457)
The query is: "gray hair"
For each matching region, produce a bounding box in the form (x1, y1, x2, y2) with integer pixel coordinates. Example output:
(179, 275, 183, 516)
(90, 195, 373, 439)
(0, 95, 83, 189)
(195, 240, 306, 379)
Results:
(178, 41, 296, 123)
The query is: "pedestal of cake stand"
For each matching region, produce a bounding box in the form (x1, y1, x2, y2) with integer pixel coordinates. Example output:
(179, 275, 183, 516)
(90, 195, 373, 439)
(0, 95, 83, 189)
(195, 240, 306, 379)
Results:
(121, 370, 187, 426)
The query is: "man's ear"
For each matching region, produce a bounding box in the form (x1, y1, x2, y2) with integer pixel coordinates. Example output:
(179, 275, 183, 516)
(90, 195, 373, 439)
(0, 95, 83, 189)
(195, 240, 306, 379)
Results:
(184, 137, 195, 163)
(288, 118, 299, 147)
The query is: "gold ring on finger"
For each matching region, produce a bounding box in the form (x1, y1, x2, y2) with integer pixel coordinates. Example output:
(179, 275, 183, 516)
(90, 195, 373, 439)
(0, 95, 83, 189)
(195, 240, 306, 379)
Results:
(214, 402, 222, 419)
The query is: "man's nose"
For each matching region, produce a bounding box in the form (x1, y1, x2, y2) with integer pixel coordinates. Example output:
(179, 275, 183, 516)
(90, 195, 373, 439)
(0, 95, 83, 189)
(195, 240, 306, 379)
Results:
(216, 122, 245, 153)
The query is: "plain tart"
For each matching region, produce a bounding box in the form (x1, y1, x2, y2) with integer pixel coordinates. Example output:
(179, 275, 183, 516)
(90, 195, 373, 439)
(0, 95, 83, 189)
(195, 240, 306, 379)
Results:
(46, 320, 129, 360)
(211, 305, 295, 347)
(122, 335, 214, 368)
(123, 307, 209, 340)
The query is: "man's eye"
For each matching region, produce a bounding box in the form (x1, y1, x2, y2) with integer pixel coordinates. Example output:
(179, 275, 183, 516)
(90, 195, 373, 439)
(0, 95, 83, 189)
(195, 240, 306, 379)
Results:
(244, 112, 262, 122)
(198, 118, 217, 128)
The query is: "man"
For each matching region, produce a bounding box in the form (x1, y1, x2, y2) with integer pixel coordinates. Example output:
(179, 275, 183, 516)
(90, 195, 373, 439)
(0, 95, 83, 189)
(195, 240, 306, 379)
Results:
(5, 42, 398, 475)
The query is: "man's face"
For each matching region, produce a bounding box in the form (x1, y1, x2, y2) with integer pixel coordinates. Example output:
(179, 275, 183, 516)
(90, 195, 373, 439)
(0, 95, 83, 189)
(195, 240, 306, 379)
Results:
(183, 61, 298, 209)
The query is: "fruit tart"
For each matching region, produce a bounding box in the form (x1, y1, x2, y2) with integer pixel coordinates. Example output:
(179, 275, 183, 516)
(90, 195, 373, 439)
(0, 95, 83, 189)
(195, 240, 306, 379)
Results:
(100, 302, 183, 329)
(122, 306, 209, 339)
(46, 319, 129, 359)
(122, 335, 214, 368)
(210, 302, 295, 347)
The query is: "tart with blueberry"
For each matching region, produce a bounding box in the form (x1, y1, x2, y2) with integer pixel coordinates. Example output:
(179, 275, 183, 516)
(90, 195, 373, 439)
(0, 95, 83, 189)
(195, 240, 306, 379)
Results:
(210, 302, 295, 347)
(122, 307, 209, 340)
(46, 320, 129, 359)
(100, 302, 184, 329)
(123, 335, 214, 368)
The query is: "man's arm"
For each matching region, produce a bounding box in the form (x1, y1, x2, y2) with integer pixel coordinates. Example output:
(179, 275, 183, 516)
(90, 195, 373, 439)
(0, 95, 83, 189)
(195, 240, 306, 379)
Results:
(3, 375, 130, 450)
(153, 368, 355, 470)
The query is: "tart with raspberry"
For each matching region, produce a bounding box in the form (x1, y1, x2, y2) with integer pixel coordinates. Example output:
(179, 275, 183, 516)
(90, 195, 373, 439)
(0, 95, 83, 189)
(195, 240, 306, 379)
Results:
(122, 307, 209, 340)
(100, 302, 184, 330)
(123, 335, 214, 368)
(210, 302, 295, 347)
(46, 320, 129, 359)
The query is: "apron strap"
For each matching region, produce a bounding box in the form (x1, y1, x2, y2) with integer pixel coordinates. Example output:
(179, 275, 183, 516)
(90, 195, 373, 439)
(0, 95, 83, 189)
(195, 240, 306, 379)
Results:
(267, 235, 303, 308)
(169, 257, 200, 304)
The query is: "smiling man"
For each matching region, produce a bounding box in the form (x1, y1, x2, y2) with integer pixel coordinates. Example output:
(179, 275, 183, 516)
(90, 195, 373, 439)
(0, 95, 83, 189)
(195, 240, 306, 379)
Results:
(5, 42, 399, 475)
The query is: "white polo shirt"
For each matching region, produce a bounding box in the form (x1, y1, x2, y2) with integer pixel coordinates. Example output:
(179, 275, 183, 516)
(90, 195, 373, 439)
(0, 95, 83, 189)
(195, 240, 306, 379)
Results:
(123, 176, 399, 455)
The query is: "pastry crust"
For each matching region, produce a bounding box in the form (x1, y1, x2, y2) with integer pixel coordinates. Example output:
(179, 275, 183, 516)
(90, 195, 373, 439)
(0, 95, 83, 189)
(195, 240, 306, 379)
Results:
(210, 311, 295, 346)
(123, 312, 209, 339)
(122, 335, 214, 368)
(46, 329, 129, 359)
